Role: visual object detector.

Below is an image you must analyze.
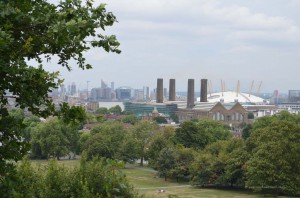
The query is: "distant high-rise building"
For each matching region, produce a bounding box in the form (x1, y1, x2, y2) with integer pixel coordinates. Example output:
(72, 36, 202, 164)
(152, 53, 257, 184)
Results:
(116, 87, 132, 100)
(143, 86, 150, 100)
(288, 90, 300, 103)
(111, 82, 114, 91)
(134, 89, 144, 101)
(70, 82, 76, 96)
(90, 87, 112, 101)
(101, 80, 108, 88)
(60, 84, 66, 95)
(67, 84, 71, 94)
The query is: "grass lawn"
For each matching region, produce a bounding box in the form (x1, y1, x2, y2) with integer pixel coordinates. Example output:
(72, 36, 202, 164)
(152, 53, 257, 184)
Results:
(30, 159, 80, 169)
(30, 160, 291, 198)
(123, 164, 290, 198)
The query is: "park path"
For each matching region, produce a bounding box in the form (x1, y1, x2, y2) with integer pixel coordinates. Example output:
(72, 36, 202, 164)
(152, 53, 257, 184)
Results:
(136, 185, 191, 190)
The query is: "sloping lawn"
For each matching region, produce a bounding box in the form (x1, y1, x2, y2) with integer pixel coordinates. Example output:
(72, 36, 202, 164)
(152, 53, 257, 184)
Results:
(123, 164, 290, 198)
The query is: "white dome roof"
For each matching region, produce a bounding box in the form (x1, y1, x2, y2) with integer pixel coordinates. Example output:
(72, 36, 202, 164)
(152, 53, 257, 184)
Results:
(197, 91, 268, 104)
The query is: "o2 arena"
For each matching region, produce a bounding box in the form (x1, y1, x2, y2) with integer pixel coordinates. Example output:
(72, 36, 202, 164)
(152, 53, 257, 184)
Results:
(196, 91, 268, 104)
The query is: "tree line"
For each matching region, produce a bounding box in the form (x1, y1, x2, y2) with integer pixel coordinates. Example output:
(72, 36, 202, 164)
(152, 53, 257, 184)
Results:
(4, 108, 300, 197)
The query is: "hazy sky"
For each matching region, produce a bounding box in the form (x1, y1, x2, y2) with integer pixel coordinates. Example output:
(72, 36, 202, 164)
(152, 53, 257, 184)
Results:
(45, 0, 300, 93)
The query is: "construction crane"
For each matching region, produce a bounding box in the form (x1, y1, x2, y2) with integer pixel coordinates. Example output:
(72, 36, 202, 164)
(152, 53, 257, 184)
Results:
(221, 80, 224, 96)
(236, 80, 240, 97)
(256, 80, 263, 96)
(208, 80, 212, 97)
(249, 80, 254, 97)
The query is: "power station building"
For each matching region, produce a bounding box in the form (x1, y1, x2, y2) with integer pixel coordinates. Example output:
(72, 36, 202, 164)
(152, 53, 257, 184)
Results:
(123, 78, 251, 127)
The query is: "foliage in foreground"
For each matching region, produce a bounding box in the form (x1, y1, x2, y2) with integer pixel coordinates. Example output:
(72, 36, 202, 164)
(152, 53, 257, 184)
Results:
(0, 0, 120, 178)
(1, 156, 139, 198)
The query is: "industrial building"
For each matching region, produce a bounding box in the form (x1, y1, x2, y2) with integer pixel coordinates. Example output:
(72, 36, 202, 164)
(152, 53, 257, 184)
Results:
(123, 78, 277, 126)
(123, 102, 177, 119)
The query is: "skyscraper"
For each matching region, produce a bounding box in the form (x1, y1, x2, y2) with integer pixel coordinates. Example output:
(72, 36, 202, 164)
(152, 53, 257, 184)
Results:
(70, 82, 76, 96)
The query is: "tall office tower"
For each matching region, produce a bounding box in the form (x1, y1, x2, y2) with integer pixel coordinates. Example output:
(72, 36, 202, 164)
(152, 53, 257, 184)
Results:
(111, 82, 115, 91)
(143, 86, 150, 100)
(70, 82, 76, 96)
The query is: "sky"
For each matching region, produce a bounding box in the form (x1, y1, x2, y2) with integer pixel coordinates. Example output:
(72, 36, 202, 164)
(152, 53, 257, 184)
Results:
(45, 0, 300, 93)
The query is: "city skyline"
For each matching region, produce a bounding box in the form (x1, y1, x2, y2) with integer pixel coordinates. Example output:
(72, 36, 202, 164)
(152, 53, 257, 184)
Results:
(44, 0, 300, 93)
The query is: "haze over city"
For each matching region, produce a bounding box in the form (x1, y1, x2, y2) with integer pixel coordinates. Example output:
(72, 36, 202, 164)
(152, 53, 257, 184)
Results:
(44, 0, 300, 93)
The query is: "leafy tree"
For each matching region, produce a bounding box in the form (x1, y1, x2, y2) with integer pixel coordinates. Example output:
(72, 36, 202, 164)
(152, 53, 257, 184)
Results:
(122, 114, 138, 125)
(82, 121, 136, 162)
(241, 124, 252, 140)
(108, 105, 122, 114)
(174, 121, 200, 148)
(6, 156, 139, 198)
(169, 147, 195, 182)
(155, 147, 178, 181)
(0, 0, 120, 178)
(95, 107, 109, 114)
(247, 112, 254, 119)
(175, 119, 231, 150)
(153, 116, 168, 124)
(190, 139, 247, 187)
(30, 117, 80, 159)
(170, 114, 179, 123)
(8, 109, 25, 121)
(245, 119, 300, 197)
(147, 126, 175, 166)
(132, 121, 158, 166)
(22, 115, 41, 141)
(84, 112, 98, 124)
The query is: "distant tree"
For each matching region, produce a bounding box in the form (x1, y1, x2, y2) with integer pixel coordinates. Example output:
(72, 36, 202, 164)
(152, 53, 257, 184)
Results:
(30, 117, 79, 159)
(190, 139, 247, 187)
(169, 147, 195, 182)
(95, 107, 109, 114)
(247, 112, 254, 119)
(109, 105, 122, 114)
(8, 157, 139, 198)
(153, 116, 168, 124)
(241, 124, 252, 140)
(22, 115, 41, 141)
(147, 126, 176, 166)
(175, 119, 231, 150)
(8, 109, 25, 121)
(83, 121, 135, 162)
(155, 147, 178, 181)
(170, 114, 179, 123)
(122, 114, 138, 125)
(131, 121, 158, 166)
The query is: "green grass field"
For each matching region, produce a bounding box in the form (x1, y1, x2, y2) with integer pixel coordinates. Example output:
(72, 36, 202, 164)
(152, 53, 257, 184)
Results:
(30, 160, 290, 198)
(123, 164, 278, 198)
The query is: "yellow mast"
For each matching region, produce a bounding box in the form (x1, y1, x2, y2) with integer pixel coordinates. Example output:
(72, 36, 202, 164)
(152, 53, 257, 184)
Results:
(249, 80, 254, 97)
(256, 80, 263, 96)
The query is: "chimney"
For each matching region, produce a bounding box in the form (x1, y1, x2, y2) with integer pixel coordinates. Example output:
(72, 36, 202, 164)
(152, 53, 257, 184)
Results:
(187, 79, 195, 108)
(169, 79, 176, 101)
(200, 79, 208, 102)
(156, 78, 163, 103)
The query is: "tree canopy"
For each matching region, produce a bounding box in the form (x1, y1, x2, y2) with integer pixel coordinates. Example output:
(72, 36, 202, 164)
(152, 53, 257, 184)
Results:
(0, 0, 120, 176)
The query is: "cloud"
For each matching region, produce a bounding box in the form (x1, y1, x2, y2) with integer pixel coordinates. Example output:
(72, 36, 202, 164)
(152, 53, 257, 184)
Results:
(45, 0, 300, 92)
